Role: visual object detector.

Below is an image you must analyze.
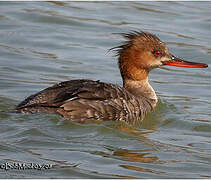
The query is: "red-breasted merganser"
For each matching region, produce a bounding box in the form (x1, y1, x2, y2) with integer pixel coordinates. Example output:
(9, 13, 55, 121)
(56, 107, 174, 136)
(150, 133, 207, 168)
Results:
(15, 31, 208, 122)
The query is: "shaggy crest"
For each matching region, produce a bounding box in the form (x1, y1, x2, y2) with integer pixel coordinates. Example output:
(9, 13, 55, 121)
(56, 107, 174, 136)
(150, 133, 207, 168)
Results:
(110, 31, 165, 57)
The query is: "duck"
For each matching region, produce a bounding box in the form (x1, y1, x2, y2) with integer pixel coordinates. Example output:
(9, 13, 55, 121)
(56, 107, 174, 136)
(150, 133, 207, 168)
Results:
(14, 31, 208, 123)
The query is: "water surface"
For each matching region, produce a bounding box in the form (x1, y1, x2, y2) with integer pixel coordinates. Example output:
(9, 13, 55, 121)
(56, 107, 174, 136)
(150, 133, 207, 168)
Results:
(0, 1, 211, 178)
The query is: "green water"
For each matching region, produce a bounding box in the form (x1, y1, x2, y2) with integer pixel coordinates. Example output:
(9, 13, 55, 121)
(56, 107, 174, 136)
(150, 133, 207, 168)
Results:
(0, 1, 211, 178)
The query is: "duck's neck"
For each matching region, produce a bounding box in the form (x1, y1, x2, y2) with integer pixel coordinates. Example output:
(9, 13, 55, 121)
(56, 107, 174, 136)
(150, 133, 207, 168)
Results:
(123, 78, 158, 110)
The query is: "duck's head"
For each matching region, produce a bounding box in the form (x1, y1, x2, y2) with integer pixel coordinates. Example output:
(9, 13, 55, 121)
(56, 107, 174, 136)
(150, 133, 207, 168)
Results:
(114, 31, 208, 82)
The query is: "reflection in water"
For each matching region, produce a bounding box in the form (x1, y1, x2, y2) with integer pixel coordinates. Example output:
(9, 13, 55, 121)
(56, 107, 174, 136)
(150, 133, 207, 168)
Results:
(101, 112, 162, 175)
(114, 149, 158, 163)
(120, 164, 165, 175)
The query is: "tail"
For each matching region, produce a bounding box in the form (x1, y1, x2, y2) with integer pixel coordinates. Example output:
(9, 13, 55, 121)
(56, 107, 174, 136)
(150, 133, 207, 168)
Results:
(0, 109, 21, 113)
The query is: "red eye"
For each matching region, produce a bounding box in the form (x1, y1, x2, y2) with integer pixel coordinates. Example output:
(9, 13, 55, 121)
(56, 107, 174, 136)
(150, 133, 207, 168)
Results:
(154, 50, 162, 57)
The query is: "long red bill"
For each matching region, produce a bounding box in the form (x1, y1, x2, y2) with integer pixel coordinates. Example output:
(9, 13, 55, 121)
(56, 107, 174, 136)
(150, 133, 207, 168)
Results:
(164, 57, 208, 68)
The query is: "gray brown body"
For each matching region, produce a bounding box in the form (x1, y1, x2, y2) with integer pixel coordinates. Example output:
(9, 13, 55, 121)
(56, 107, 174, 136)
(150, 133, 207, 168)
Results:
(15, 79, 155, 123)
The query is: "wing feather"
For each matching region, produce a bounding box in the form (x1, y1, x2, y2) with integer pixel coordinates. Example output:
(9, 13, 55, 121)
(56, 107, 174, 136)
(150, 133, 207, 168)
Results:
(16, 79, 142, 122)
